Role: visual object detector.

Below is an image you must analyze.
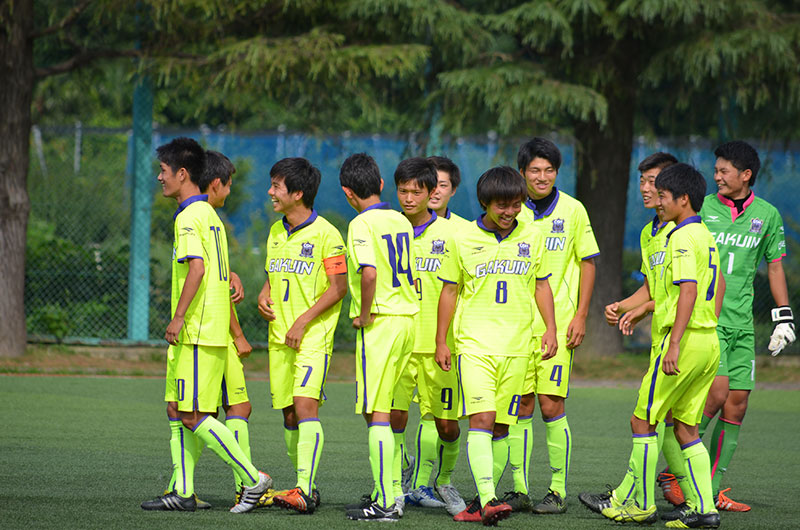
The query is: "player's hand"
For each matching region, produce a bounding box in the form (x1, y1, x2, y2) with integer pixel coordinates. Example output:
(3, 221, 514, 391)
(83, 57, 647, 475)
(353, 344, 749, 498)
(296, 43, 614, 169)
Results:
(285, 318, 308, 350)
(605, 301, 621, 326)
(257, 294, 276, 321)
(619, 305, 648, 336)
(165, 316, 184, 345)
(352, 313, 375, 329)
(662, 343, 680, 376)
(435, 343, 451, 371)
(233, 334, 252, 358)
(229, 272, 244, 304)
(769, 306, 795, 356)
(541, 329, 558, 360)
(566, 315, 586, 349)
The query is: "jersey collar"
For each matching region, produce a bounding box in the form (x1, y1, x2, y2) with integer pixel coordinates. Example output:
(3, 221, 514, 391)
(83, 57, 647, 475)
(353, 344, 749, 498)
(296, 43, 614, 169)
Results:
(173, 194, 208, 219)
(283, 209, 318, 236)
(716, 191, 755, 222)
(665, 215, 702, 244)
(650, 214, 668, 237)
(524, 187, 560, 220)
(443, 208, 453, 219)
(410, 210, 438, 238)
(358, 201, 392, 216)
(477, 214, 518, 242)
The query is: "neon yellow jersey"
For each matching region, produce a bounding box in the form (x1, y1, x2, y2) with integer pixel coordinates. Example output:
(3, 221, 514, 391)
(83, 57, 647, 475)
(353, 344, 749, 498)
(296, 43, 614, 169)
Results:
(520, 189, 600, 335)
(171, 195, 230, 347)
(657, 216, 721, 334)
(438, 217, 549, 357)
(639, 215, 675, 335)
(411, 212, 456, 354)
(265, 211, 347, 353)
(441, 208, 472, 230)
(346, 202, 420, 318)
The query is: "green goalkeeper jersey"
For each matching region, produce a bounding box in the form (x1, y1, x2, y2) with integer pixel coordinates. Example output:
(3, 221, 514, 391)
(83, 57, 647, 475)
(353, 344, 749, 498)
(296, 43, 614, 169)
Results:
(700, 192, 786, 330)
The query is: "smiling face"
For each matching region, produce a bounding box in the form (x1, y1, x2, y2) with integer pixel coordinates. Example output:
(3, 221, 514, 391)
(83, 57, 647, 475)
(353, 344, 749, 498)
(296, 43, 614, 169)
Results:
(157, 162, 182, 199)
(484, 198, 522, 233)
(268, 176, 300, 213)
(428, 170, 456, 212)
(397, 179, 431, 218)
(656, 188, 684, 224)
(639, 168, 661, 210)
(522, 157, 557, 200)
(714, 157, 750, 199)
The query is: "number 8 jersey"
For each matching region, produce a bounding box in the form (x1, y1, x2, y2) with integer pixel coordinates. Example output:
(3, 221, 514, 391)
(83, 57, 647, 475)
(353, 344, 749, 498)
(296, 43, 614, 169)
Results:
(346, 202, 420, 318)
(438, 217, 550, 357)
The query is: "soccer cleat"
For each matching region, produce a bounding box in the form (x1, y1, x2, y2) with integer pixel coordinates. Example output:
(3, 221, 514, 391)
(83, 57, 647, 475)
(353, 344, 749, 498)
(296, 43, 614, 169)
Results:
(662, 502, 692, 521)
(601, 499, 658, 524)
(141, 490, 197, 511)
(436, 483, 467, 516)
(658, 471, 686, 506)
(273, 487, 316, 514)
(401, 455, 415, 493)
(481, 499, 512, 526)
(345, 500, 400, 522)
(665, 510, 720, 528)
(163, 488, 210, 510)
(500, 491, 532, 512)
(345, 494, 375, 510)
(531, 489, 567, 514)
(230, 471, 272, 513)
(453, 496, 482, 523)
(395, 495, 405, 517)
(715, 488, 751, 512)
(312, 488, 321, 507)
(578, 486, 621, 514)
(406, 485, 446, 508)
(256, 487, 289, 508)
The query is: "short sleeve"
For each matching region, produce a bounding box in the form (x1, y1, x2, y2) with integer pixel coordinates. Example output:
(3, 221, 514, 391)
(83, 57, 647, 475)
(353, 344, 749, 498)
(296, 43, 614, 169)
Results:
(763, 210, 787, 262)
(573, 205, 600, 260)
(438, 238, 462, 285)
(175, 213, 205, 263)
(348, 217, 376, 271)
(670, 231, 699, 284)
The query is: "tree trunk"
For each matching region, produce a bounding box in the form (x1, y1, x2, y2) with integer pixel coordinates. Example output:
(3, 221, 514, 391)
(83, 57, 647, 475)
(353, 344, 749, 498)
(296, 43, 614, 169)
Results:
(0, 0, 34, 357)
(574, 85, 636, 356)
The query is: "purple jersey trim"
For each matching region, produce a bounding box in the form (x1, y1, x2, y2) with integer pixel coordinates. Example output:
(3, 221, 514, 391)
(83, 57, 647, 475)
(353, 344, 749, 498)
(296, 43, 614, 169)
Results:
(477, 214, 520, 242)
(176, 254, 204, 264)
(581, 252, 600, 261)
(438, 276, 458, 284)
(537, 273, 552, 281)
(282, 209, 318, 236)
(673, 279, 698, 284)
(358, 201, 392, 216)
(411, 210, 438, 238)
(665, 215, 702, 243)
(173, 194, 208, 219)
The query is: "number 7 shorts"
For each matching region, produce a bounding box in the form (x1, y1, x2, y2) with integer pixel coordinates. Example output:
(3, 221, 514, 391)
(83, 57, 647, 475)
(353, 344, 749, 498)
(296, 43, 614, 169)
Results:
(269, 343, 331, 410)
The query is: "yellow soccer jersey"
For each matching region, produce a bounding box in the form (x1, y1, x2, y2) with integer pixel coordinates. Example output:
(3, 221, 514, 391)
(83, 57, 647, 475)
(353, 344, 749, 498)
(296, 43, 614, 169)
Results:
(346, 202, 420, 318)
(441, 209, 472, 229)
(639, 215, 675, 335)
(411, 212, 456, 354)
(171, 195, 230, 346)
(438, 217, 549, 357)
(265, 211, 346, 353)
(520, 189, 600, 335)
(657, 216, 721, 334)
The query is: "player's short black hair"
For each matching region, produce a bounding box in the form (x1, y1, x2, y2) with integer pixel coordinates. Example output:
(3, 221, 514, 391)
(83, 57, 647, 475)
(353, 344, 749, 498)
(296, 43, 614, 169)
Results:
(198, 150, 236, 192)
(427, 155, 461, 189)
(517, 137, 562, 172)
(655, 163, 706, 213)
(156, 137, 206, 185)
(714, 140, 761, 186)
(476, 166, 527, 210)
(638, 152, 678, 174)
(339, 153, 382, 199)
(394, 157, 437, 192)
(270, 157, 321, 208)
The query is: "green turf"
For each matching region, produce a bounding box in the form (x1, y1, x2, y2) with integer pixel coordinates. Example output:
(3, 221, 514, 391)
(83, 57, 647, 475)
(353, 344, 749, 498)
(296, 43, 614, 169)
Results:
(1, 376, 798, 529)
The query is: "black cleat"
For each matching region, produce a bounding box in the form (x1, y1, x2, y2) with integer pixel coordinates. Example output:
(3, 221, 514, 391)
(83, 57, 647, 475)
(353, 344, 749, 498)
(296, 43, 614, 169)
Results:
(500, 491, 532, 512)
(532, 489, 566, 514)
(141, 490, 197, 511)
(578, 486, 618, 514)
(662, 502, 692, 521)
(345, 500, 400, 522)
(665, 510, 720, 528)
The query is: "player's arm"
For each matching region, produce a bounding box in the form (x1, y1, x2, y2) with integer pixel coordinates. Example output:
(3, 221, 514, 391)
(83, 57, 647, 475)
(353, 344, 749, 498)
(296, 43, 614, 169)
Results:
(618, 279, 655, 336)
(435, 281, 458, 371)
(715, 271, 726, 318)
(229, 271, 244, 304)
(566, 258, 595, 348)
(605, 283, 652, 326)
(767, 260, 795, 355)
(534, 277, 558, 360)
(353, 266, 377, 329)
(166, 258, 204, 345)
(230, 300, 252, 358)
(662, 281, 697, 376)
(285, 257, 348, 349)
(257, 277, 276, 321)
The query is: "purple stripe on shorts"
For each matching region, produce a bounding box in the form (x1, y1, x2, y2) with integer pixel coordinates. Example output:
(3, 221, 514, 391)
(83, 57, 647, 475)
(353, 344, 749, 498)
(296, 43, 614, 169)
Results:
(361, 328, 368, 414)
(221, 375, 229, 407)
(193, 345, 199, 411)
(320, 354, 329, 402)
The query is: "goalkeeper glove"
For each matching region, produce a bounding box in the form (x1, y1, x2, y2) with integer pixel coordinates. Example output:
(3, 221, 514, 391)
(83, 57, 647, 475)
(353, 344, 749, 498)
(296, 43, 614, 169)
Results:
(768, 306, 795, 356)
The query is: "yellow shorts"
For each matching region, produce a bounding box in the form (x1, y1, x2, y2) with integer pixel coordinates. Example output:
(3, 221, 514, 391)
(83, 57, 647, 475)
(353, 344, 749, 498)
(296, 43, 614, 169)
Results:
(220, 341, 249, 407)
(355, 315, 414, 414)
(165, 343, 227, 413)
(268, 343, 330, 410)
(392, 352, 421, 411)
(457, 353, 527, 425)
(418, 353, 460, 421)
(522, 334, 572, 398)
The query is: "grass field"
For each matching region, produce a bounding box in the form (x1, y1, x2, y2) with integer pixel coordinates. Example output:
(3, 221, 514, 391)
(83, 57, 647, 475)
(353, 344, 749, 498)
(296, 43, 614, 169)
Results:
(2, 375, 799, 529)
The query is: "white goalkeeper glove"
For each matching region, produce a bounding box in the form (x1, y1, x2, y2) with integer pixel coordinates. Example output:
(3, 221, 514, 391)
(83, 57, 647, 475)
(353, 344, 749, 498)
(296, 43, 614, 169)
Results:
(768, 306, 795, 356)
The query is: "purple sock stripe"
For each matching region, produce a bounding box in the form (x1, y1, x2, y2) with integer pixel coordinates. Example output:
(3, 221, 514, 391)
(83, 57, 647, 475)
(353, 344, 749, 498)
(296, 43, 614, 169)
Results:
(298, 417, 320, 425)
(361, 328, 368, 414)
(523, 427, 529, 491)
(624, 481, 636, 503)
(227, 415, 248, 422)
(284, 423, 299, 431)
(208, 427, 257, 484)
(680, 438, 702, 450)
(320, 354, 329, 402)
(180, 425, 187, 495)
(192, 345, 199, 411)
(378, 440, 387, 508)
(169, 417, 181, 422)
(393, 428, 406, 434)
(564, 425, 570, 495)
(518, 414, 534, 421)
(369, 421, 390, 427)
(665, 422, 674, 427)
(566, 348, 574, 398)
(469, 428, 493, 435)
(686, 457, 704, 513)
(413, 423, 423, 488)
(435, 442, 445, 484)
(308, 431, 320, 495)
(643, 441, 649, 507)
(632, 432, 657, 438)
(492, 432, 509, 441)
(544, 412, 566, 423)
(190, 414, 210, 432)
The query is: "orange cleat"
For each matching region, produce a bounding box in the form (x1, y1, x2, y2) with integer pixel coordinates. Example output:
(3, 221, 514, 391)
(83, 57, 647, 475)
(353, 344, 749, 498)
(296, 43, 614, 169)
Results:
(657, 471, 685, 506)
(454, 496, 482, 522)
(273, 487, 316, 514)
(481, 499, 512, 526)
(716, 488, 751, 512)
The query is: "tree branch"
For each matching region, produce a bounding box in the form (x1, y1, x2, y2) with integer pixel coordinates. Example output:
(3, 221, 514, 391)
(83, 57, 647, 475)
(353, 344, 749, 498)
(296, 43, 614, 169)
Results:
(35, 48, 141, 79)
(31, 0, 94, 39)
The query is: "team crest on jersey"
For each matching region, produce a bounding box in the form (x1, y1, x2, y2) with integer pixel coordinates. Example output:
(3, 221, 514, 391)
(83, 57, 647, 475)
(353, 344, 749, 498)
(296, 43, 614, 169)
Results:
(431, 239, 446, 255)
(517, 242, 531, 258)
(551, 218, 565, 233)
(300, 242, 314, 258)
(749, 218, 763, 234)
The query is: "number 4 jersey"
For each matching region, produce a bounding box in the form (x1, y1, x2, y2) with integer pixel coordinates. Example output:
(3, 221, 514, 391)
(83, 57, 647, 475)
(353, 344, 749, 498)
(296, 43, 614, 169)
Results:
(438, 217, 550, 357)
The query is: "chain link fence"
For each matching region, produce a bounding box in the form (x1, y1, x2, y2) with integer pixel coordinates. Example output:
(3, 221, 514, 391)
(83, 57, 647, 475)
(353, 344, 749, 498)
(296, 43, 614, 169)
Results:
(24, 126, 800, 354)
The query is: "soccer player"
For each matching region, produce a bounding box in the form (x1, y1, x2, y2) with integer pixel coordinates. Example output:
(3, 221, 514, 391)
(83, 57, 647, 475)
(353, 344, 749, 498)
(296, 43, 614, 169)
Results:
(504, 137, 598, 514)
(428, 155, 470, 226)
(388, 157, 465, 516)
(698, 140, 794, 510)
(340, 153, 419, 522)
(141, 137, 271, 513)
(257, 157, 348, 514)
(587, 163, 724, 528)
(436, 166, 557, 526)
